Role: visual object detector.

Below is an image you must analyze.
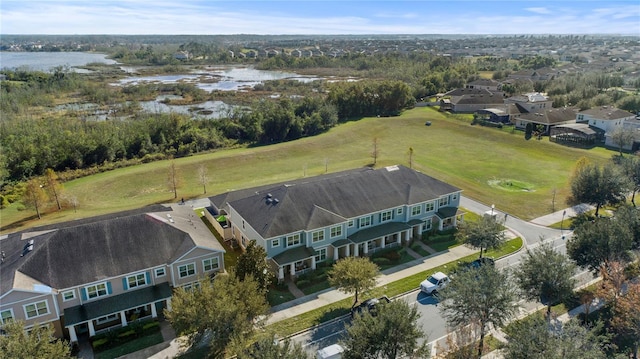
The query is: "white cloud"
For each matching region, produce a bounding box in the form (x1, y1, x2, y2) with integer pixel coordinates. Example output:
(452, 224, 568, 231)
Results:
(525, 7, 551, 15)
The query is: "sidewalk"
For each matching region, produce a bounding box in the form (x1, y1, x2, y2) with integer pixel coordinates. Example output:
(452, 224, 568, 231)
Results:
(267, 244, 479, 325)
(530, 203, 594, 226)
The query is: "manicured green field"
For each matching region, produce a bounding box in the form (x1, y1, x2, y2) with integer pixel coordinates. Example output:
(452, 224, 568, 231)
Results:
(1, 107, 611, 233)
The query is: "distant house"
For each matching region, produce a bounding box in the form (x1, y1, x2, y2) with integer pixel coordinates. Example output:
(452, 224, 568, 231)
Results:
(475, 108, 511, 124)
(465, 78, 501, 91)
(507, 67, 559, 81)
(550, 123, 605, 147)
(207, 165, 463, 281)
(577, 106, 639, 149)
(512, 107, 578, 134)
(504, 92, 552, 113)
(0, 206, 225, 344)
(439, 88, 505, 113)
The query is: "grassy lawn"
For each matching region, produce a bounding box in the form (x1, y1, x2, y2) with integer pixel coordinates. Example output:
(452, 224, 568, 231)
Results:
(267, 285, 297, 307)
(1, 107, 612, 233)
(410, 242, 430, 257)
(94, 332, 164, 359)
(267, 237, 523, 337)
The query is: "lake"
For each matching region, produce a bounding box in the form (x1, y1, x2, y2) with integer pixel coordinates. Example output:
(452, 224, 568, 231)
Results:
(0, 52, 117, 72)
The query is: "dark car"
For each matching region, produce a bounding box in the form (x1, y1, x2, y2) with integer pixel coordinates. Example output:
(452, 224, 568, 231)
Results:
(467, 257, 495, 269)
(350, 295, 391, 318)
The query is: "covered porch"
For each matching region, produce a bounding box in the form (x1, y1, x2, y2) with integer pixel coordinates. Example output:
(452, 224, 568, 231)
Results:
(435, 207, 465, 231)
(348, 222, 411, 257)
(63, 283, 173, 343)
(273, 246, 317, 281)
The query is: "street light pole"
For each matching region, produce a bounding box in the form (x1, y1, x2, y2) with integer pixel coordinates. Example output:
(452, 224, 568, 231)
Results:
(561, 210, 566, 240)
(491, 204, 495, 216)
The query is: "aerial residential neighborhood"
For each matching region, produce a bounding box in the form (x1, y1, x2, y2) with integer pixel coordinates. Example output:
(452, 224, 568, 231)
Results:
(1, 1, 640, 359)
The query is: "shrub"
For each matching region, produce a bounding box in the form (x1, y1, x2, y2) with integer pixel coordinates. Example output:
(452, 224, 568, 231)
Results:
(91, 337, 109, 350)
(382, 250, 401, 262)
(372, 257, 391, 265)
(295, 279, 310, 288)
(143, 321, 160, 332)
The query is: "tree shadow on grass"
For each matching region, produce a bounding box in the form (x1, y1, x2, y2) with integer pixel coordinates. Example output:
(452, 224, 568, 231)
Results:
(315, 307, 349, 325)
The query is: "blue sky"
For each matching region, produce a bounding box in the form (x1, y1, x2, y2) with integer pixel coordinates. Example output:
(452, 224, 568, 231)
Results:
(1, 1, 639, 35)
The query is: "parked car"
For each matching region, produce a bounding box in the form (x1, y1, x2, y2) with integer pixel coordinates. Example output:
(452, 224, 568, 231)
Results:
(350, 295, 391, 318)
(467, 257, 495, 269)
(420, 271, 450, 295)
(317, 344, 344, 359)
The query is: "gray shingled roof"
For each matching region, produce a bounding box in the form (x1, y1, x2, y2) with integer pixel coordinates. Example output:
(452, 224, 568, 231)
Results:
(579, 106, 635, 120)
(214, 165, 460, 239)
(11, 214, 196, 291)
(514, 108, 578, 125)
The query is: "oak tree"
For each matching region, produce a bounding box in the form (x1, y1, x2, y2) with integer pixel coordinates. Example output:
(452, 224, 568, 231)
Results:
(0, 320, 72, 359)
(328, 256, 379, 307)
(455, 215, 506, 258)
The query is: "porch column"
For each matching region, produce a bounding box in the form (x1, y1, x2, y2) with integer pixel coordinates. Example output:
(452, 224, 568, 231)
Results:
(88, 321, 96, 337)
(333, 246, 339, 261)
(405, 229, 411, 243)
(278, 267, 284, 280)
(311, 257, 316, 270)
(453, 216, 458, 227)
(363, 242, 369, 254)
(396, 233, 401, 245)
(438, 219, 444, 231)
(381, 237, 386, 249)
(151, 303, 158, 318)
(345, 244, 350, 257)
(354, 244, 359, 257)
(68, 326, 78, 343)
(166, 298, 172, 312)
(290, 264, 296, 276)
(120, 311, 128, 327)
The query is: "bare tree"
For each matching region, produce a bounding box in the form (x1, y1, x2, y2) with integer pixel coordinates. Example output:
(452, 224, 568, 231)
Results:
(44, 168, 63, 210)
(610, 127, 634, 156)
(167, 160, 182, 199)
(371, 137, 379, 166)
(408, 147, 414, 169)
(197, 164, 209, 194)
(23, 179, 48, 219)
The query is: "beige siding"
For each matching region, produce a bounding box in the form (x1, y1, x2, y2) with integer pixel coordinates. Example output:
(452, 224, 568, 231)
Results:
(171, 248, 224, 286)
(1, 291, 58, 328)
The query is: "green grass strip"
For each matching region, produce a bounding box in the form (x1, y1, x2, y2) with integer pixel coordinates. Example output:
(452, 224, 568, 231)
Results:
(268, 237, 523, 337)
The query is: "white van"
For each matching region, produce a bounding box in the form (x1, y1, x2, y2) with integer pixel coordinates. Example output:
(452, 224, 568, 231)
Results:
(317, 343, 344, 359)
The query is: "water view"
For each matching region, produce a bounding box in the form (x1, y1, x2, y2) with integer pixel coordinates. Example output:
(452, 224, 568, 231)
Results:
(0, 52, 117, 72)
(117, 65, 321, 92)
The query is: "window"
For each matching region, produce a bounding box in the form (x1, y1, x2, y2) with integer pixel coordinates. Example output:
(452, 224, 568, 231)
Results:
(381, 210, 392, 222)
(425, 202, 434, 212)
(178, 263, 196, 278)
(397, 207, 403, 215)
(452, 193, 458, 201)
(126, 273, 147, 289)
(286, 234, 301, 247)
(183, 282, 201, 291)
(96, 313, 119, 325)
(1, 309, 13, 324)
(411, 205, 422, 216)
(62, 290, 76, 302)
(330, 226, 342, 238)
(439, 196, 449, 207)
(312, 230, 324, 243)
(272, 238, 280, 248)
(359, 216, 372, 228)
(348, 220, 354, 228)
(423, 219, 432, 232)
(155, 267, 166, 277)
(86, 283, 108, 299)
(315, 248, 327, 262)
(24, 301, 48, 319)
(203, 257, 219, 272)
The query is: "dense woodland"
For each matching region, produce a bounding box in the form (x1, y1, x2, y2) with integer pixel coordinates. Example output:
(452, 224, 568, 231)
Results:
(2, 44, 640, 194)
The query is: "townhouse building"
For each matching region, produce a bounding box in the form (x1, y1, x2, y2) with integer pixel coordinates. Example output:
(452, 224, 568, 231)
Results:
(207, 165, 463, 281)
(0, 205, 224, 343)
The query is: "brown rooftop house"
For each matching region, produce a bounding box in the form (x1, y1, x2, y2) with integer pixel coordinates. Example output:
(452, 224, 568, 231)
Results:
(207, 165, 463, 281)
(0, 206, 224, 344)
(512, 107, 578, 134)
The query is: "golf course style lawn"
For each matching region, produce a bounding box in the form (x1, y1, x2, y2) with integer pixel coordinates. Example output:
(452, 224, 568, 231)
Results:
(1, 107, 611, 233)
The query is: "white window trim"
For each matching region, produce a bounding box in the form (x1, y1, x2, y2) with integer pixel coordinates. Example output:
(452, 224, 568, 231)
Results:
(426, 202, 435, 212)
(1, 309, 14, 324)
(23, 300, 49, 319)
(203, 257, 219, 272)
(286, 234, 301, 247)
(381, 210, 392, 223)
(62, 290, 76, 302)
(126, 273, 148, 289)
(315, 248, 327, 262)
(178, 263, 196, 278)
(347, 220, 354, 228)
(272, 238, 280, 248)
(85, 282, 109, 300)
(359, 216, 372, 228)
(155, 267, 166, 278)
(183, 281, 201, 291)
(411, 205, 422, 216)
(312, 230, 324, 243)
(330, 225, 342, 238)
(397, 207, 403, 215)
